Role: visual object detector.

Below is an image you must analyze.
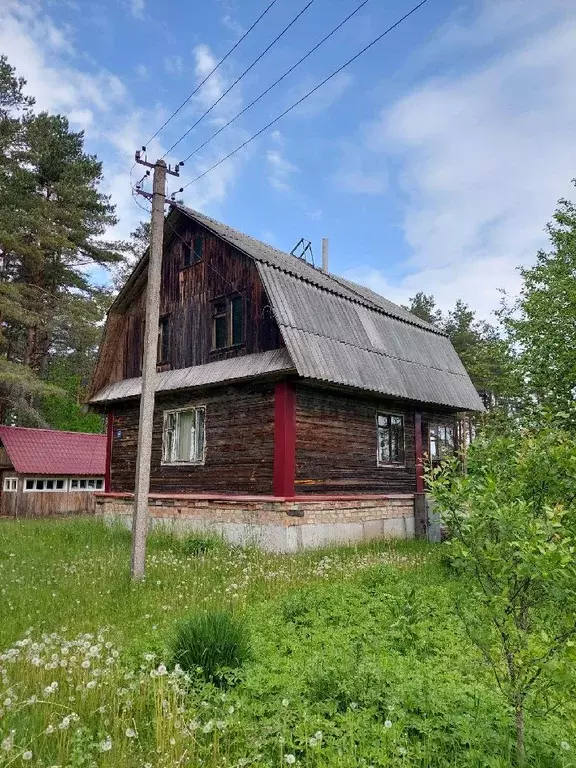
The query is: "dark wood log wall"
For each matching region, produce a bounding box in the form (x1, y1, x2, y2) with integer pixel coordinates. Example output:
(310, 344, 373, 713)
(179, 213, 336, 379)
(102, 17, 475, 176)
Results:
(95, 218, 284, 389)
(294, 385, 457, 495)
(110, 381, 275, 495)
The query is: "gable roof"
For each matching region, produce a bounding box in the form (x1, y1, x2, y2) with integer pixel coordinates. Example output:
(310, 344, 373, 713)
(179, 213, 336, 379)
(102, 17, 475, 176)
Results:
(0, 426, 106, 476)
(95, 205, 483, 412)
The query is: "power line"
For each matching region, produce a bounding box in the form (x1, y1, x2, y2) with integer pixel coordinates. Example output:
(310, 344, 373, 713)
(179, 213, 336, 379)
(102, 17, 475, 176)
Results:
(143, 0, 280, 148)
(180, 0, 371, 165)
(163, 0, 318, 160)
(177, 0, 429, 194)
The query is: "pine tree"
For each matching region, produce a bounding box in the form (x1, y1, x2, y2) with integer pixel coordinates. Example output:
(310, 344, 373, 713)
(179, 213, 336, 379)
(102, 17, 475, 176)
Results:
(0, 56, 124, 426)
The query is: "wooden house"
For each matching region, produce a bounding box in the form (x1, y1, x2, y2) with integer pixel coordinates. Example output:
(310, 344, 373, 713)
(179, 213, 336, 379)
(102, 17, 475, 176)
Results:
(88, 205, 483, 550)
(0, 426, 106, 517)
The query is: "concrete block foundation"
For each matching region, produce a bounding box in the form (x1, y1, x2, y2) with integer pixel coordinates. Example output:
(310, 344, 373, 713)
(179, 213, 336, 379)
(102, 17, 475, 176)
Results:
(95, 492, 415, 553)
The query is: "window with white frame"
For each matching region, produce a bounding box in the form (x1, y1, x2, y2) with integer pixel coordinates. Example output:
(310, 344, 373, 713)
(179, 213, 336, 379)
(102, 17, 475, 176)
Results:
(3, 477, 17, 491)
(162, 406, 206, 465)
(376, 413, 405, 466)
(69, 478, 104, 491)
(24, 478, 70, 492)
(429, 424, 455, 460)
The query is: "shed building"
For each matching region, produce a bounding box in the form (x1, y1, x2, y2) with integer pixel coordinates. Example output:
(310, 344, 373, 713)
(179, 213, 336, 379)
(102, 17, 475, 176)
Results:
(88, 205, 483, 550)
(0, 426, 106, 518)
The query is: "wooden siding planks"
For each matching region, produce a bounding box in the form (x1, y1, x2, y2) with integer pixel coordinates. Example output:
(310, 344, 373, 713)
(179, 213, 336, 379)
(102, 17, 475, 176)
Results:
(110, 381, 276, 495)
(294, 385, 419, 495)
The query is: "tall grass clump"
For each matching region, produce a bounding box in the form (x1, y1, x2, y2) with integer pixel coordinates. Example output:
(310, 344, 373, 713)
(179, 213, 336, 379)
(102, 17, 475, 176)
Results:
(169, 611, 250, 684)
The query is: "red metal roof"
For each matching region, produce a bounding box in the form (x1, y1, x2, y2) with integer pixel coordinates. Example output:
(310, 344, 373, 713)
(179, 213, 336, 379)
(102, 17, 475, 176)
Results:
(0, 426, 106, 476)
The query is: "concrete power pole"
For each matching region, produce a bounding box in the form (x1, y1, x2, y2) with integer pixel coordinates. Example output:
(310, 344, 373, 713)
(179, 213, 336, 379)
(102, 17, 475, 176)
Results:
(131, 153, 179, 580)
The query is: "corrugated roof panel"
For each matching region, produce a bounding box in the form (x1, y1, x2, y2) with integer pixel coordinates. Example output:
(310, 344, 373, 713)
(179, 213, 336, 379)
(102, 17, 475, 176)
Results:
(0, 427, 106, 476)
(90, 348, 295, 404)
(176, 205, 441, 334)
(279, 328, 483, 411)
(258, 265, 470, 376)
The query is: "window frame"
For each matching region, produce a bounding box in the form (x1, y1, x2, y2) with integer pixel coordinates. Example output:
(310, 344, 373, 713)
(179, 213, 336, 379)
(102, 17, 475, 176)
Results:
(161, 405, 207, 466)
(428, 423, 456, 460)
(23, 478, 71, 492)
(182, 235, 203, 268)
(3, 477, 17, 492)
(157, 315, 170, 364)
(211, 295, 245, 351)
(376, 412, 406, 468)
(69, 478, 104, 491)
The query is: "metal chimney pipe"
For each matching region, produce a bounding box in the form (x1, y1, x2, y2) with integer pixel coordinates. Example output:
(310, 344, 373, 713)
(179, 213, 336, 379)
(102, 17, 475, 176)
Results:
(321, 237, 329, 272)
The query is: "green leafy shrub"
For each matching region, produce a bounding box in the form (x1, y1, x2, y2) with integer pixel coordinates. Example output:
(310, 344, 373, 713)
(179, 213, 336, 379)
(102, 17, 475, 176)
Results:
(169, 611, 251, 684)
(180, 535, 219, 556)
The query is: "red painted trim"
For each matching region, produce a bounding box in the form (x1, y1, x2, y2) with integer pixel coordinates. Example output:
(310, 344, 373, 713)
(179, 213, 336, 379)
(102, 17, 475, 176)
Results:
(273, 380, 296, 497)
(414, 410, 424, 493)
(104, 411, 114, 493)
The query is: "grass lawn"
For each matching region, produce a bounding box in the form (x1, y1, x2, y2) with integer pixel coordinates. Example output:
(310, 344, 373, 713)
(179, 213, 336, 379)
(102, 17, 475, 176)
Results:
(0, 518, 574, 767)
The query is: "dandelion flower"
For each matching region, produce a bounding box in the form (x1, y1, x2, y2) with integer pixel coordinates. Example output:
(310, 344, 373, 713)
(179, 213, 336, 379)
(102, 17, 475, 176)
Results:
(314, 731, 323, 741)
(285, 755, 296, 765)
(561, 741, 571, 751)
(282, 698, 289, 707)
(99, 737, 112, 752)
(125, 728, 136, 738)
(308, 737, 318, 747)
(385, 720, 393, 729)
(22, 750, 33, 761)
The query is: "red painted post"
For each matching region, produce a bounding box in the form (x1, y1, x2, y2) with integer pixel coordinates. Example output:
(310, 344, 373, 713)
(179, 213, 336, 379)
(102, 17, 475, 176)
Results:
(414, 410, 424, 494)
(273, 380, 296, 498)
(104, 411, 114, 493)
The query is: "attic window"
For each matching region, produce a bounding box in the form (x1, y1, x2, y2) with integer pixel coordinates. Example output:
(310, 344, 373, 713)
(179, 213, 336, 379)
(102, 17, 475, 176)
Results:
(182, 236, 203, 267)
(212, 295, 244, 350)
(158, 315, 170, 363)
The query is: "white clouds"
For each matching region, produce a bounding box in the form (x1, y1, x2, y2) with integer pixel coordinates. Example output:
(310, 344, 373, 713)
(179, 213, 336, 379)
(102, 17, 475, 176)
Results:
(348, 0, 576, 318)
(334, 140, 387, 195)
(193, 44, 226, 108)
(164, 56, 184, 76)
(128, 0, 144, 19)
(266, 131, 299, 192)
(291, 72, 354, 117)
(221, 14, 245, 39)
(0, 1, 252, 247)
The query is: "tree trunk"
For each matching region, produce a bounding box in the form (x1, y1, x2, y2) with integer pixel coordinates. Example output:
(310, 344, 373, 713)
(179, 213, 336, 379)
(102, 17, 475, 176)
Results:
(515, 701, 525, 767)
(24, 325, 36, 366)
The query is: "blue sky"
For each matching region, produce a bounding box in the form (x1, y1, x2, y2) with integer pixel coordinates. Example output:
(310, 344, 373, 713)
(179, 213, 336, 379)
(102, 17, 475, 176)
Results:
(2, 0, 576, 318)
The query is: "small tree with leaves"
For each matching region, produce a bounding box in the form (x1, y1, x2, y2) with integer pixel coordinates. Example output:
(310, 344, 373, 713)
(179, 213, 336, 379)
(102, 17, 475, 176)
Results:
(428, 421, 576, 766)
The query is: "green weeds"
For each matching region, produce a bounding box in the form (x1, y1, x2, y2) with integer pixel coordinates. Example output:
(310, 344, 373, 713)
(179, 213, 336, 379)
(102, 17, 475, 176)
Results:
(0, 519, 574, 766)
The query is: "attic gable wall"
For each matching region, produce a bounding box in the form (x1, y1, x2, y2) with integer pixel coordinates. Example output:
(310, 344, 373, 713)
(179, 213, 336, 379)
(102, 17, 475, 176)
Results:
(88, 214, 283, 397)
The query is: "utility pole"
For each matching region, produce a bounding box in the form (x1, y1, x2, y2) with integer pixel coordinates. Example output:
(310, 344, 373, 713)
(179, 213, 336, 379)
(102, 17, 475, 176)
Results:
(131, 151, 180, 580)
